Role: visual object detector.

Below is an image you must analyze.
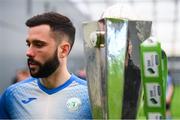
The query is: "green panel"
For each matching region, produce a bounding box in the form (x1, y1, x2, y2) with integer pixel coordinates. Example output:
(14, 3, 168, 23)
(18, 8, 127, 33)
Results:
(140, 38, 167, 119)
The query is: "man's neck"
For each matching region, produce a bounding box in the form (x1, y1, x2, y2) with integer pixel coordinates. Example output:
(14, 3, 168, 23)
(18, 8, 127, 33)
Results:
(40, 67, 71, 89)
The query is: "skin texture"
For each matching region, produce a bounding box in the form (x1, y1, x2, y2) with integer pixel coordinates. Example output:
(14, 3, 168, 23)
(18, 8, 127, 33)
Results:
(26, 24, 71, 89)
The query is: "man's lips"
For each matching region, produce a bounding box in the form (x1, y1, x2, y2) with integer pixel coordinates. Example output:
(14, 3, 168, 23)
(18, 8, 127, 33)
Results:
(29, 64, 37, 67)
(28, 63, 38, 69)
(28, 62, 37, 65)
(28, 59, 39, 67)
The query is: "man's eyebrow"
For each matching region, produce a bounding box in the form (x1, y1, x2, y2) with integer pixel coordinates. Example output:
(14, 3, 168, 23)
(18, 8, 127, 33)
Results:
(32, 40, 47, 44)
(26, 39, 45, 43)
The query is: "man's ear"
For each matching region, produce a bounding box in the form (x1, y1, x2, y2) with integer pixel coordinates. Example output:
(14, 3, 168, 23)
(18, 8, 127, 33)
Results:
(58, 41, 71, 58)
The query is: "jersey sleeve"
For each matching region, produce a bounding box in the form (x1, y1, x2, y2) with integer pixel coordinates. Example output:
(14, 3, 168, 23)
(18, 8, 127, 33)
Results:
(0, 91, 10, 118)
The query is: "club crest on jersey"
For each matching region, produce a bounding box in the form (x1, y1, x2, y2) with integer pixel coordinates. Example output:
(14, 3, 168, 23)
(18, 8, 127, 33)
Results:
(66, 97, 81, 111)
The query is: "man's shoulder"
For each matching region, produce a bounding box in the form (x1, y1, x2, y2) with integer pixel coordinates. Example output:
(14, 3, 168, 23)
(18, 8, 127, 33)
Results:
(4, 77, 38, 95)
(71, 74, 87, 86)
(66, 74, 88, 92)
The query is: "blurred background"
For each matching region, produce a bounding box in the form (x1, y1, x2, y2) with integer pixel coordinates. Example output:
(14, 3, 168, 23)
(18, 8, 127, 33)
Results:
(0, 0, 180, 118)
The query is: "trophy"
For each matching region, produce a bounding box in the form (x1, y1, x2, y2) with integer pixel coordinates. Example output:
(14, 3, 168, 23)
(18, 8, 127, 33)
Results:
(83, 18, 152, 119)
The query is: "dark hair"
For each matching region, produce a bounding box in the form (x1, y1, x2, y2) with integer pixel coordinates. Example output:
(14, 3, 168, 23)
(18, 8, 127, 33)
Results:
(25, 12, 75, 51)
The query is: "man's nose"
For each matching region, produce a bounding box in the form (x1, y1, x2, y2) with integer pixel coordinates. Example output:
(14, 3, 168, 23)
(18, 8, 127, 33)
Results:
(26, 47, 35, 58)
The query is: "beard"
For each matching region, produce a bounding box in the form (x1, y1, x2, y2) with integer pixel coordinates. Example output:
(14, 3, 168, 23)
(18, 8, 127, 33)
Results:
(27, 50, 59, 78)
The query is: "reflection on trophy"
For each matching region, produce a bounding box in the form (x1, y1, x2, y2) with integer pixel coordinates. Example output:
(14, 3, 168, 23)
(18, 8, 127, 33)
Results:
(83, 4, 152, 119)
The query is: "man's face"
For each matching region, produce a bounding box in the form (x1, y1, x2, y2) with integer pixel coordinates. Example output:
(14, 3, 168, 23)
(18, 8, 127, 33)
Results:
(26, 24, 59, 78)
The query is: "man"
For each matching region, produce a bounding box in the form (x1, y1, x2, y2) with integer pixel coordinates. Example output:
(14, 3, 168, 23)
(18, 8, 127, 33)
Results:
(166, 71, 174, 119)
(0, 12, 92, 119)
(12, 68, 30, 83)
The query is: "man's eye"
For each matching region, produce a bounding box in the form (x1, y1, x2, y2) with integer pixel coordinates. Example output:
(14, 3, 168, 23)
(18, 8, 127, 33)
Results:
(35, 42, 44, 47)
(26, 43, 30, 47)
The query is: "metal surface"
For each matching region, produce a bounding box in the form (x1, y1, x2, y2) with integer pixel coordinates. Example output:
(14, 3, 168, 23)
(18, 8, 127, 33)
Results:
(122, 21, 152, 119)
(106, 18, 128, 119)
(83, 21, 107, 119)
(83, 19, 152, 119)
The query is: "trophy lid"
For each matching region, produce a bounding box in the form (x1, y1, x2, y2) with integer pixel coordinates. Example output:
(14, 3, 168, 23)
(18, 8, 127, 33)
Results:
(101, 3, 150, 21)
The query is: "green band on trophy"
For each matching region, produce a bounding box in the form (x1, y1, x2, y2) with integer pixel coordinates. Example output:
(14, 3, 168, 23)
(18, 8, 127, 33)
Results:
(140, 38, 167, 119)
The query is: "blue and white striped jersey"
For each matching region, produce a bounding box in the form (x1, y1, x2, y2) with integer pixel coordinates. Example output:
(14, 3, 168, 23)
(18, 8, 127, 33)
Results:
(0, 74, 92, 119)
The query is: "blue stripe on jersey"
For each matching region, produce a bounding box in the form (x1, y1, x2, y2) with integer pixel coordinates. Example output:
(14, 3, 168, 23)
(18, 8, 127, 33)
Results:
(73, 75, 87, 85)
(37, 74, 84, 95)
(37, 74, 87, 95)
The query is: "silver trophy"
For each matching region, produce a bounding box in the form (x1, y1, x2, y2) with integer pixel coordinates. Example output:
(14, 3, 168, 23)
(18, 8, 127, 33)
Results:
(83, 18, 152, 119)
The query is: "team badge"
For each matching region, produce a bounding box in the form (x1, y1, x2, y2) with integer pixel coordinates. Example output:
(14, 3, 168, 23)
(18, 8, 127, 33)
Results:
(66, 97, 81, 111)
